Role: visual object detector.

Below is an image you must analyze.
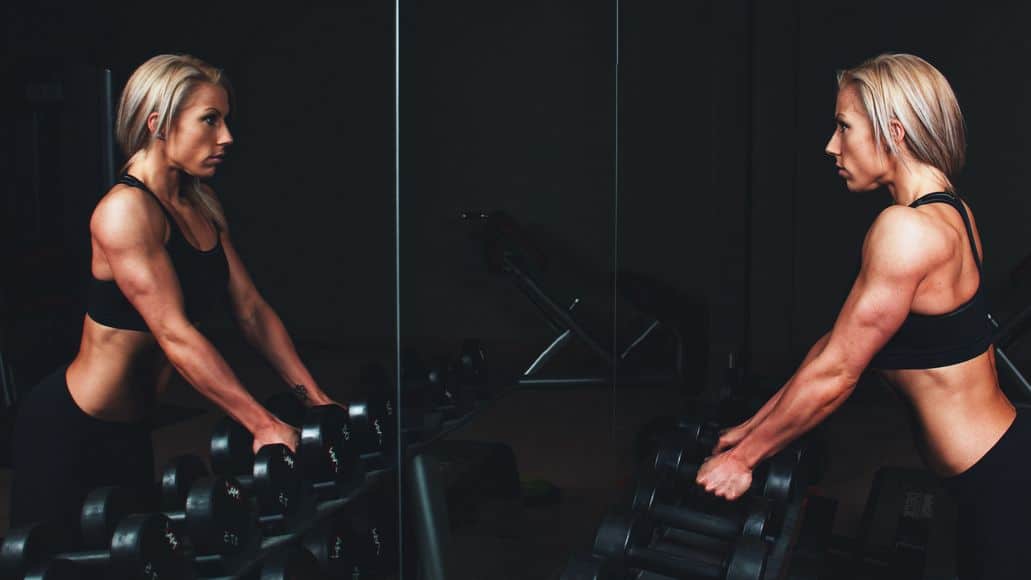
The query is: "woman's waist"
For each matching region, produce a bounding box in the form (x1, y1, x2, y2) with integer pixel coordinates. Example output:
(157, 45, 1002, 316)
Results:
(903, 390, 1016, 477)
(66, 348, 166, 421)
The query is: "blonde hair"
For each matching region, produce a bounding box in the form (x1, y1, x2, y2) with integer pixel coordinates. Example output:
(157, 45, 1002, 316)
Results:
(116, 54, 231, 228)
(837, 53, 965, 192)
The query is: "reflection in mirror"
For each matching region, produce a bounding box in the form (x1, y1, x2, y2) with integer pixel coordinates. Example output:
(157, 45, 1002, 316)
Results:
(2, 2, 397, 577)
(399, 1, 620, 578)
(613, 3, 1031, 580)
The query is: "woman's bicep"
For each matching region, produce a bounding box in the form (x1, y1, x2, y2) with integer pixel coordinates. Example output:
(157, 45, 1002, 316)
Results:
(92, 197, 191, 336)
(820, 213, 934, 374)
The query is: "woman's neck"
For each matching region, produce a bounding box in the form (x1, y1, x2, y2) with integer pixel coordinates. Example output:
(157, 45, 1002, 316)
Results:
(125, 151, 185, 204)
(886, 159, 951, 206)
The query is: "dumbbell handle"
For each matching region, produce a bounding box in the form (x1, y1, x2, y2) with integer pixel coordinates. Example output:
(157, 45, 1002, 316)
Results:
(625, 544, 724, 579)
(650, 502, 740, 541)
(54, 551, 111, 565)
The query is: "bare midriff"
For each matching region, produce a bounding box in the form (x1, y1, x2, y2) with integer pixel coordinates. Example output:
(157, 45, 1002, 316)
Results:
(882, 349, 1016, 477)
(64, 315, 175, 422)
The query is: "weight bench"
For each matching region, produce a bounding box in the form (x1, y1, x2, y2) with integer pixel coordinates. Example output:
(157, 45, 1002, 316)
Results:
(462, 210, 702, 391)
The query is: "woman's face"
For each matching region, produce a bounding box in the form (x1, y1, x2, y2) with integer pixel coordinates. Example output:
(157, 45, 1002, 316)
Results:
(164, 82, 233, 178)
(825, 85, 890, 192)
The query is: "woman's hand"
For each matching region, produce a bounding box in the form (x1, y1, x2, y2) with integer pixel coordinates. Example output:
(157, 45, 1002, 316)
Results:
(305, 388, 348, 411)
(713, 421, 752, 455)
(252, 418, 300, 454)
(696, 451, 753, 501)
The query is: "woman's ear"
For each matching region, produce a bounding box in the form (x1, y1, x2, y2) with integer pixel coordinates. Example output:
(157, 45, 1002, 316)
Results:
(147, 112, 164, 140)
(888, 118, 906, 146)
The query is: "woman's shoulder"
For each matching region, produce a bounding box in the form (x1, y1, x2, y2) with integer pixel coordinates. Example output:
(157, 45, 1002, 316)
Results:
(864, 205, 951, 269)
(91, 184, 167, 244)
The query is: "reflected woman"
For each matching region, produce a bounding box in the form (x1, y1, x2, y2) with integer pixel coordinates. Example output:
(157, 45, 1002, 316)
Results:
(10, 54, 343, 527)
(696, 53, 1020, 579)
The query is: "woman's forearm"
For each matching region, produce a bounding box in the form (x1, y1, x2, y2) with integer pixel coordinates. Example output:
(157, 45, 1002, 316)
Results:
(158, 325, 278, 433)
(238, 301, 323, 398)
(730, 364, 854, 468)
(738, 332, 831, 432)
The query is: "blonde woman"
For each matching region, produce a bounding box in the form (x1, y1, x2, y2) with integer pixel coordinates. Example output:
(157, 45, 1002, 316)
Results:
(696, 54, 1017, 579)
(10, 54, 342, 527)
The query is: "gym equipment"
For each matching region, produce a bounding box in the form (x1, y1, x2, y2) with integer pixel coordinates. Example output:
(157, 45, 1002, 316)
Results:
(209, 416, 306, 533)
(0, 513, 191, 580)
(462, 210, 695, 390)
(353, 362, 399, 469)
(652, 444, 798, 503)
(264, 393, 366, 499)
(593, 511, 769, 580)
(632, 479, 779, 545)
(303, 494, 396, 578)
(853, 466, 957, 579)
(83, 477, 258, 576)
(244, 545, 326, 580)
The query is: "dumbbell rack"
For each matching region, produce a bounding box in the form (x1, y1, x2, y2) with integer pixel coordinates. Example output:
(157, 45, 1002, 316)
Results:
(195, 465, 396, 579)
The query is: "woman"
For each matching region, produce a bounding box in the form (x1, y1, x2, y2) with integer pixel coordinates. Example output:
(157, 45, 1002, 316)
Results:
(696, 53, 1021, 578)
(10, 54, 343, 528)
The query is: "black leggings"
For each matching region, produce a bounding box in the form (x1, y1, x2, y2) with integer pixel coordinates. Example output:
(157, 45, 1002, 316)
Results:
(942, 409, 1031, 580)
(9, 365, 154, 529)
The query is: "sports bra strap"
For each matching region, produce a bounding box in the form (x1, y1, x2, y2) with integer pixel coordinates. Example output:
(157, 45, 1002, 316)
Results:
(909, 192, 982, 273)
(117, 174, 222, 235)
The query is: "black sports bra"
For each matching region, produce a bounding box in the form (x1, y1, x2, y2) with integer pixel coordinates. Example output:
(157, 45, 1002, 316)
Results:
(868, 192, 993, 370)
(86, 174, 230, 331)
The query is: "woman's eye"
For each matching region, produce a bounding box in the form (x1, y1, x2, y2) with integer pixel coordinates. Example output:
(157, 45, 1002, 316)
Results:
(203, 115, 217, 126)
(837, 122, 848, 133)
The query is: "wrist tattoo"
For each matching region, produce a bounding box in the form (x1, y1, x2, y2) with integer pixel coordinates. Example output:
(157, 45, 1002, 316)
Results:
(292, 384, 309, 402)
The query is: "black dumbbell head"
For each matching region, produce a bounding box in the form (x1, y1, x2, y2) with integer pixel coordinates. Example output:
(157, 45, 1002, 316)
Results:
(756, 453, 795, 503)
(253, 443, 302, 517)
(161, 454, 209, 512)
(184, 477, 255, 557)
(0, 521, 74, 579)
(210, 416, 256, 477)
(265, 392, 306, 427)
(304, 510, 367, 577)
(109, 513, 193, 580)
(81, 486, 144, 548)
(300, 405, 362, 488)
(725, 535, 768, 580)
(593, 512, 652, 565)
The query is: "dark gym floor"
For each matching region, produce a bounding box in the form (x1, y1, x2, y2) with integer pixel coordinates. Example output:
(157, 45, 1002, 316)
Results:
(0, 334, 927, 579)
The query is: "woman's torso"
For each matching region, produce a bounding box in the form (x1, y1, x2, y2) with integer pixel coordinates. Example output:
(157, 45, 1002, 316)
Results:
(877, 195, 1014, 476)
(67, 176, 229, 422)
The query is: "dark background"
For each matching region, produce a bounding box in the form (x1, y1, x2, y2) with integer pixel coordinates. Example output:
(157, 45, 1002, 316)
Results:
(5, 0, 1031, 577)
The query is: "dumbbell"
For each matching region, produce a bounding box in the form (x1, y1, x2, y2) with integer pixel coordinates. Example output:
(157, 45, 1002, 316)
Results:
(354, 362, 399, 469)
(652, 443, 797, 503)
(240, 545, 326, 580)
(264, 393, 366, 499)
(209, 415, 307, 533)
(84, 475, 258, 577)
(672, 415, 828, 486)
(0, 513, 191, 580)
(303, 489, 397, 578)
(632, 478, 781, 546)
(670, 415, 723, 461)
(593, 511, 768, 580)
